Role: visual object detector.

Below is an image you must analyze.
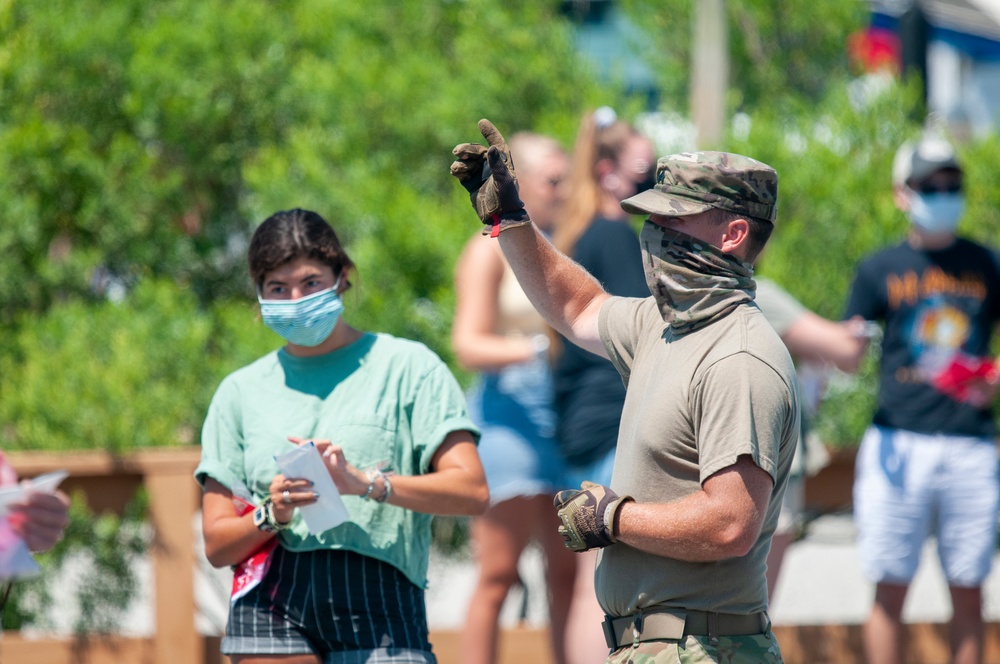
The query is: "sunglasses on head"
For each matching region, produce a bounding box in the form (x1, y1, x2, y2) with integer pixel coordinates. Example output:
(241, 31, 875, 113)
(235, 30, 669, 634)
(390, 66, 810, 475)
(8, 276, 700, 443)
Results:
(915, 181, 962, 195)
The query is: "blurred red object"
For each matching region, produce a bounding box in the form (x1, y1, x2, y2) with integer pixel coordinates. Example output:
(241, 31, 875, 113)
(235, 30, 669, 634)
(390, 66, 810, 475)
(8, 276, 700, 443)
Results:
(848, 26, 901, 74)
(930, 353, 998, 403)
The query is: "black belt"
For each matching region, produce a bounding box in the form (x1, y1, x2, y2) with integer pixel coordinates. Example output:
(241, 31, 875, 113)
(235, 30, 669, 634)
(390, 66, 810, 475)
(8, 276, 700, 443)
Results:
(602, 608, 769, 650)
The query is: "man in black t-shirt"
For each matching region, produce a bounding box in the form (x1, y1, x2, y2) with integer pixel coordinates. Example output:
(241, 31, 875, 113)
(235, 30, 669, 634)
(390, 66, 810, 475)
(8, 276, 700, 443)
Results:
(843, 132, 1000, 664)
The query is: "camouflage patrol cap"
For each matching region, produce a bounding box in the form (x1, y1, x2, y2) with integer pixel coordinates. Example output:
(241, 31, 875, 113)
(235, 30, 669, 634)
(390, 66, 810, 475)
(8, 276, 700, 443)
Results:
(620, 151, 778, 223)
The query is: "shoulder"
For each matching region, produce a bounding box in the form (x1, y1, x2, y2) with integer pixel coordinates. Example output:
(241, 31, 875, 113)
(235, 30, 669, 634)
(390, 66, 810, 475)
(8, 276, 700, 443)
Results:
(222, 350, 281, 385)
(707, 306, 795, 380)
(207, 350, 280, 407)
(853, 242, 910, 278)
(955, 237, 996, 260)
(371, 334, 448, 371)
(601, 296, 659, 333)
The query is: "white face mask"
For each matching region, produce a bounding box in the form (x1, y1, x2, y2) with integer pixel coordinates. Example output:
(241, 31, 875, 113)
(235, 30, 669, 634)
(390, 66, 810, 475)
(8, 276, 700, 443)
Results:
(908, 190, 965, 234)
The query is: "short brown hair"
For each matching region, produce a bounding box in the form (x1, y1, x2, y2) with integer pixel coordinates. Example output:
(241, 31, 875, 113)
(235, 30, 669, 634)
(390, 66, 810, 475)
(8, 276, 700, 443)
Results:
(248, 209, 354, 290)
(704, 207, 773, 264)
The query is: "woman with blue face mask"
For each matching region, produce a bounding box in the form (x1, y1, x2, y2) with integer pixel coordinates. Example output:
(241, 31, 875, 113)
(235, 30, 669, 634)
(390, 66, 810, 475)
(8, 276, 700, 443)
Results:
(195, 208, 488, 664)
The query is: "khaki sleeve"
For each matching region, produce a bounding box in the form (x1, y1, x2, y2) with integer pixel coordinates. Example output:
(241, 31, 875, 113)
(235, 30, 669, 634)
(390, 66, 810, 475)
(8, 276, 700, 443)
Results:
(599, 296, 650, 385)
(692, 352, 797, 485)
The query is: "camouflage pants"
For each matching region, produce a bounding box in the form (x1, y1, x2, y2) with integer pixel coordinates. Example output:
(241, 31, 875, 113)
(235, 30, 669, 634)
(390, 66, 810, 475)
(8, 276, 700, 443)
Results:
(605, 633, 783, 663)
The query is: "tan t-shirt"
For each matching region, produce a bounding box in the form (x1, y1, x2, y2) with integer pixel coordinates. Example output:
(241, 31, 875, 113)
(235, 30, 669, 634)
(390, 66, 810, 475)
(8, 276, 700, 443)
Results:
(596, 296, 799, 616)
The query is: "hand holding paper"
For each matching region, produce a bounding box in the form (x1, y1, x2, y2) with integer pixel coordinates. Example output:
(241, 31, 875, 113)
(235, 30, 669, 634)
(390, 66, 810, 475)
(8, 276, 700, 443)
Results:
(928, 353, 999, 406)
(0, 470, 70, 579)
(274, 442, 349, 535)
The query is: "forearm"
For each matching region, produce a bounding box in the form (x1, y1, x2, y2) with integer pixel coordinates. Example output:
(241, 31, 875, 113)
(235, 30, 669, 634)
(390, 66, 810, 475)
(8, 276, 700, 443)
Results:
(789, 314, 869, 373)
(498, 224, 609, 355)
(452, 332, 538, 372)
(380, 466, 489, 516)
(202, 511, 276, 568)
(613, 494, 761, 562)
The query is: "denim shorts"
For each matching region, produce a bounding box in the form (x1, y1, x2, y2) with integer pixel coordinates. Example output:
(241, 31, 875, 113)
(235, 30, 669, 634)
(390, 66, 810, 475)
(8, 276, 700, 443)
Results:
(853, 426, 1000, 586)
(563, 444, 617, 490)
(467, 358, 565, 504)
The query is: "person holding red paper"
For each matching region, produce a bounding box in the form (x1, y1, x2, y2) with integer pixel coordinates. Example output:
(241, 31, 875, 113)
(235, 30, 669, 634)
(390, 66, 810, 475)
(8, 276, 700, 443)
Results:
(843, 126, 1000, 664)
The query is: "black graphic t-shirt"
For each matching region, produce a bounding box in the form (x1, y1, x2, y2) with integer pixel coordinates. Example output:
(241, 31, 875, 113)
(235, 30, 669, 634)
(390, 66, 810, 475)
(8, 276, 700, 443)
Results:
(844, 238, 1000, 436)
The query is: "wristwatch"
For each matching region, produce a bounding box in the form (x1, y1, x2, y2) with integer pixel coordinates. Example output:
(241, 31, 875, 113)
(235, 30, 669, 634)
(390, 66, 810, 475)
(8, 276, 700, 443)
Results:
(253, 498, 278, 533)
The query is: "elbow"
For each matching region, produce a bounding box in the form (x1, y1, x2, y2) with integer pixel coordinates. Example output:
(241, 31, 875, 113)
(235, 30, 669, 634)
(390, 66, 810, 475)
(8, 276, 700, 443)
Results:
(466, 483, 491, 515)
(450, 337, 479, 372)
(202, 535, 240, 569)
(714, 521, 760, 559)
(203, 543, 231, 569)
(453, 482, 490, 516)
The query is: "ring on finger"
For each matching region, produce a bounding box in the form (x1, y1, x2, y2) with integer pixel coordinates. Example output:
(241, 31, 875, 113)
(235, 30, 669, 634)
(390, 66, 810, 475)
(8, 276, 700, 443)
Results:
(282, 490, 291, 504)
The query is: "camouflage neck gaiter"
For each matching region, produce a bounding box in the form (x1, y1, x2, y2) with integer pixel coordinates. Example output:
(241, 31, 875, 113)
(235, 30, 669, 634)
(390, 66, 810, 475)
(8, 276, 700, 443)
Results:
(639, 220, 756, 333)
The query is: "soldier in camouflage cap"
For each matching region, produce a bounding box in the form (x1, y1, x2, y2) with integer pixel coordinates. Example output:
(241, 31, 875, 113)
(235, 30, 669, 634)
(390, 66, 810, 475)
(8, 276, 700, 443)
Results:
(619, 151, 778, 224)
(451, 124, 796, 663)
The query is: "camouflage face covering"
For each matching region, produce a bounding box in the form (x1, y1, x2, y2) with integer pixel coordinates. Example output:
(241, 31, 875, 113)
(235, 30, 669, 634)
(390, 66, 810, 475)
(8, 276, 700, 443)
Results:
(639, 221, 756, 332)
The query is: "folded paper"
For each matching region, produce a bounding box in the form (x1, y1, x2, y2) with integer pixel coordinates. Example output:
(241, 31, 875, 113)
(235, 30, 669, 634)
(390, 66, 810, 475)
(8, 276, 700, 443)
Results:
(274, 443, 349, 534)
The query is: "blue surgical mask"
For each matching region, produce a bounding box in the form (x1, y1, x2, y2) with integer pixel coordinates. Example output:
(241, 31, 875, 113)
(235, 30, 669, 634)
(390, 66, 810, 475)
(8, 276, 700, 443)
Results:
(258, 280, 344, 347)
(908, 190, 965, 234)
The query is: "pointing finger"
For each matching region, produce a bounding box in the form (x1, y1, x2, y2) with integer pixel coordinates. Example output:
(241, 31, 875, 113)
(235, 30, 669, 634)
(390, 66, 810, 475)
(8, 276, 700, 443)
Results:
(478, 118, 509, 154)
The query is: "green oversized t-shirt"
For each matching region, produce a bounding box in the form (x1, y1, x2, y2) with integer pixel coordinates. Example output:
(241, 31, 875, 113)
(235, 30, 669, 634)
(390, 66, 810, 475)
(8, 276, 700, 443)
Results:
(194, 332, 479, 588)
(596, 296, 799, 616)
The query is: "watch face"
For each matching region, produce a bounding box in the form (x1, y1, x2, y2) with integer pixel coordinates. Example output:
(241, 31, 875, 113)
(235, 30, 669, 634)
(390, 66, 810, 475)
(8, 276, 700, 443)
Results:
(254, 504, 273, 531)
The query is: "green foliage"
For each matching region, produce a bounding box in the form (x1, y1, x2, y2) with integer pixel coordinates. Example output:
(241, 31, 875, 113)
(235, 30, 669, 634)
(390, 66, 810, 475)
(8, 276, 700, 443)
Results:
(1, 491, 148, 633)
(620, 0, 869, 111)
(0, 0, 612, 331)
(730, 80, 927, 319)
(0, 278, 276, 452)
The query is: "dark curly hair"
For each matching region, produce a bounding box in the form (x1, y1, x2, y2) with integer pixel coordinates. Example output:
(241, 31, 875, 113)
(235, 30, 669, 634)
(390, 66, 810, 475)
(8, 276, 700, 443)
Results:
(248, 209, 354, 291)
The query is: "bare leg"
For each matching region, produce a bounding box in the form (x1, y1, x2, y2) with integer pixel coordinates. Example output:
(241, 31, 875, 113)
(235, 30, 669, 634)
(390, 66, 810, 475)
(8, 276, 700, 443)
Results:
(564, 549, 609, 664)
(536, 494, 578, 664)
(461, 498, 537, 664)
(765, 532, 794, 604)
(864, 582, 908, 664)
(949, 585, 984, 664)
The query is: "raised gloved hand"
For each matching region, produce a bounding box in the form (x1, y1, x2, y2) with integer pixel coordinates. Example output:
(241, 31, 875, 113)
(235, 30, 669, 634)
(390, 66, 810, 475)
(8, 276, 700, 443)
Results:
(553, 481, 633, 552)
(450, 119, 532, 237)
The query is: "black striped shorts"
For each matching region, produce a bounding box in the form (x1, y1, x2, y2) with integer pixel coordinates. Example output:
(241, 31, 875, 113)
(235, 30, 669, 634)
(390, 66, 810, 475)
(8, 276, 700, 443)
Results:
(223, 546, 436, 663)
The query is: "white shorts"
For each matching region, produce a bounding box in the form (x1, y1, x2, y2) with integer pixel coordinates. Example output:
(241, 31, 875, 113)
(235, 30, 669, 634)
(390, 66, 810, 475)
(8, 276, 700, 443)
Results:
(853, 426, 1000, 586)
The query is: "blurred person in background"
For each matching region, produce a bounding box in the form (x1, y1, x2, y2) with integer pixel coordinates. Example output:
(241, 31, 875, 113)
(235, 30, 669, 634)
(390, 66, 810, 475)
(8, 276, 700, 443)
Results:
(753, 277, 869, 601)
(843, 130, 1000, 664)
(453, 132, 576, 664)
(549, 107, 656, 664)
(0, 451, 69, 554)
(197, 209, 488, 664)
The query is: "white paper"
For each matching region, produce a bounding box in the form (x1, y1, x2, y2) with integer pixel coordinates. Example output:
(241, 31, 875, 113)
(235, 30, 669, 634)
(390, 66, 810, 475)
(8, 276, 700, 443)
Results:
(273, 443, 349, 534)
(0, 470, 70, 514)
(0, 469, 69, 579)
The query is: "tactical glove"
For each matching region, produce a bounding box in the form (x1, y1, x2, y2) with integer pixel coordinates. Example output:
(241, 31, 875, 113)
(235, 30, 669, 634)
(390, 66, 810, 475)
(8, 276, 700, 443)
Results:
(450, 119, 532, 237)
(553, 481, 633, 552)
